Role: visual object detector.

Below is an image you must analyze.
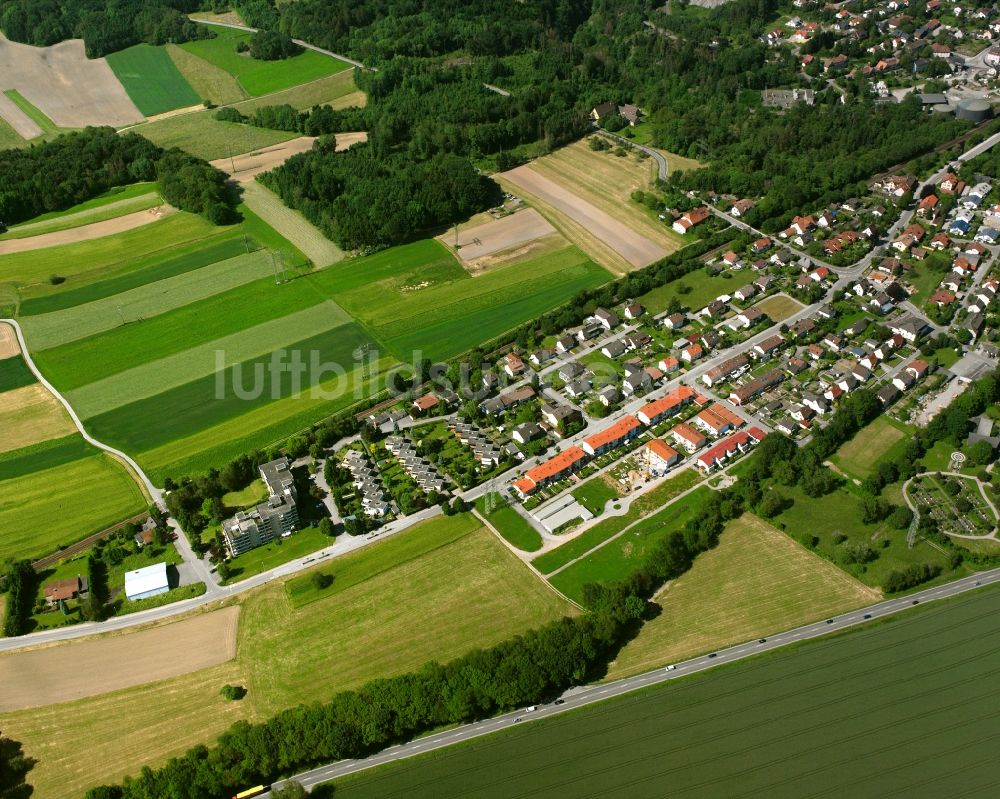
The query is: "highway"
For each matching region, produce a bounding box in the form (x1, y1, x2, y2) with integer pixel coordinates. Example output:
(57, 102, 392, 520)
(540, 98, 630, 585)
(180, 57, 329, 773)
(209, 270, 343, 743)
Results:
(268, 568, 1000, 795)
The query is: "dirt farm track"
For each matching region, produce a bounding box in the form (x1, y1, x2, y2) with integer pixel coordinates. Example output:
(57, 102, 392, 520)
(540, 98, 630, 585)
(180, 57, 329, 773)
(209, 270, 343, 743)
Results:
(0, 34, 143, 133)
(0, 607, 240, 711)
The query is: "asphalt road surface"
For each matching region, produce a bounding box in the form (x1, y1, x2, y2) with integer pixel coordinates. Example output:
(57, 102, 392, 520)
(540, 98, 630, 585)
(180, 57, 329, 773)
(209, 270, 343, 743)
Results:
(267, 568, 1000, 795)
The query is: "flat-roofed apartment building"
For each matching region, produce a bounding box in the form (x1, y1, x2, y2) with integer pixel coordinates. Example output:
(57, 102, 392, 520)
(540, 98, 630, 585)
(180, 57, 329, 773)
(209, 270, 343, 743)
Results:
(222, 457, 300, 557)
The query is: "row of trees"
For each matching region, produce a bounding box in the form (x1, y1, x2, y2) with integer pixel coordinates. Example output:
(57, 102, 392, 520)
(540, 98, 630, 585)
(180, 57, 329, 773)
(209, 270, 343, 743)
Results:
(87, 592, 644, 798)
(0, 560, 35, 637)
(0, 0, 212, 57)
(216, 103, 364, 136)
(0, 128, 238, 225)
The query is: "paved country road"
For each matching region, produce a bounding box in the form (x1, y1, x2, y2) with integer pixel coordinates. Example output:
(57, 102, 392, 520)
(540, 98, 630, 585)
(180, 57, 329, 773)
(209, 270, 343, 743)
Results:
(267, 569, 1000, 795)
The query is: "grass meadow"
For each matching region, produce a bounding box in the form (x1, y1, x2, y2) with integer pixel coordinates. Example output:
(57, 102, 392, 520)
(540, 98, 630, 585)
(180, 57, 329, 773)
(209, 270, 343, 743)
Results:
(231, 70, 362, 113)
(829, 415, 910, 481)
(165, 44, 248, 106)
(0, 354, 35, 392)
(638, 266, 738, 315)
(106, 44, 201, 116)
(180, 27, 351, 96)
(0, 442, 147, 562)
(0, 514, 573, 799)
(474, 495, 544, 552)
(1, 184, 159, 240)
(131, 110, 298, 161)
(606, 514, 879, 678)
(330, 586, 1000, 799)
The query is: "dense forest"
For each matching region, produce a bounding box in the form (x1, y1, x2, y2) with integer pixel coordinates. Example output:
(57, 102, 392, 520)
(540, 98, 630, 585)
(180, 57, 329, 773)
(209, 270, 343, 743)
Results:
(0, 128, 237, 225)
(0, 0, 212, 57)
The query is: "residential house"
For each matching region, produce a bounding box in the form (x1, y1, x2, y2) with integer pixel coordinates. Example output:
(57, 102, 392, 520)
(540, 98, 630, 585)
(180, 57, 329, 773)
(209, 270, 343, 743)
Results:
(511, 423, 543, 444)
(594, 307, 620, 330)
(581, 415, 642, 456)
(410, 393, 440, 418)
(541, 402, 582, 430)
(555, 334, 577, 353)
(659, 356, 680, 373)
(734, 283, 759, 302)
(644, 439, 681, 471)
(597, 386, 620, 407)
(602, 339, 627, 359)
(731, 199, 755, 217)
(753, 334, 785, 360)
(504, 352, 525, 378)
(624, 302, 645, 320)
(530, 347, 556, 366)
(682, 343, 704, 363)
(671, 422, 708, 453)
(673, 207, 711, 235)
(702, 354, 750, 387)
(636, 385, 696, 426)
(728, 369, 784, 406)
(512, 445, 588, 496)
(695, 428, 767, 473)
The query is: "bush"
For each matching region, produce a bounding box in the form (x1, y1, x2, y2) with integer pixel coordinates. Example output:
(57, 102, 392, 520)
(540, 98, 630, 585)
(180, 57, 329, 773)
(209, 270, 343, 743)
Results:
(49, 274, 66, 285)
(310, 571, 333, 590)
(220, 684, 247, 701)
(214, 107, 246, 124)
(882, 562, 942, 593)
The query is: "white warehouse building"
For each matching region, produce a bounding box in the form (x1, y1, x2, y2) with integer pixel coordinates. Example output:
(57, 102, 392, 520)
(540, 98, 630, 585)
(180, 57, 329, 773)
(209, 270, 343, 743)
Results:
(124, 562, 170, 601)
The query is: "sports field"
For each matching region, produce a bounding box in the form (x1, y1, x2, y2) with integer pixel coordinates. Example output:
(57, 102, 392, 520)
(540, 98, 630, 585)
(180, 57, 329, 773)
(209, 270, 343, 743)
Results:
(106, 44, 201, 116)
(0, 514, 573, 799)
(180, 26, 351, 96)
(331, 585, 1000, 799)
(607, 514, 879, 678)
(830, 416, 910, 480)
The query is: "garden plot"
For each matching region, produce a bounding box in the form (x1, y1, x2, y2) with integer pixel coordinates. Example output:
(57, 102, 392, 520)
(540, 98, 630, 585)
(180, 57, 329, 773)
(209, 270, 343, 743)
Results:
(0, 607, 239, 712)
(445, 208, 557, 262)
(909, 473, 997, 536)
(0, 34, 142, 128)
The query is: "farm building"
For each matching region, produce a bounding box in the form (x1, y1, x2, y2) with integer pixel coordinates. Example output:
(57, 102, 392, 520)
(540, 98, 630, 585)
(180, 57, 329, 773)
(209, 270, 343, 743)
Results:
(124, 563, 169, 601)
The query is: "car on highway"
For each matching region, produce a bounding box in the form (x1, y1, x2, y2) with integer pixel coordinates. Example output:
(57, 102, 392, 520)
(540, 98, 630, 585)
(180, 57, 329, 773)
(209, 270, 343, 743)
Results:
(863, 614, 872, 619)
(666, 665, 676, 671)
(554, 699, 565, 705)
(912, 600, 920, 605)
(758, 638, 767, 643)
(707, 653, 717, 659)
(524, 705, 537, 712)
(826, 619, 834, 624)
(513, 718, 522, 723)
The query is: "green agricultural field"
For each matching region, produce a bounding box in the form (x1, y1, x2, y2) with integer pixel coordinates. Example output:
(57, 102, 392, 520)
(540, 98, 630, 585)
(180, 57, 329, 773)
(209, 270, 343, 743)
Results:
(21, 249, 279, 351)
(18, 236, 250, 315)
(607, 514, 879, 678)
(322, 239, 612, 361)
(85, 320, 376, 453)
(180, 26, 351, 96)
(533, 469, 704, 575)
(638, 267, 738, 315)
(241, 181, 344, 266)
(571, 477, 620, 516)
(36, 283, 337, 398)
(0, 436, 95, 481)
(1, 184, 159, 240)
(0, 354, 35, 392)
(0, 212, 228, 288)
(165, 44, 248, 106)
(0, 513, 571, 799)
(474, 495, 544, 552)
(773, 484, 967, 589)
(830, 416, 910, 481)
(132, 110, 298, 161)
(231, 70, 361, 113)
(332, 586, 1000, 799)
(0, 442, 147, 562)
(551, 487, 711, 603)
(3, 90, 62, 136)
(106, 45, 201, 116)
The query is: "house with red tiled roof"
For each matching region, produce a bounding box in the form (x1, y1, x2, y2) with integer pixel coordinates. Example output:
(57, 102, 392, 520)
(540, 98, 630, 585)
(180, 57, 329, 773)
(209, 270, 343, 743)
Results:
(512, 445, 589, 496)
(644, 439, 681, 471)
(671, 423, 707, 453)
(581, 415, 641, 456)
(695, 428, 767, 473)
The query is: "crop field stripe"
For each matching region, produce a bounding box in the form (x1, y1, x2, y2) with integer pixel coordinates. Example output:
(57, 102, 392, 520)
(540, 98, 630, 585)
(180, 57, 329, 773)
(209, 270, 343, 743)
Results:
(22, 249, 280, 351)
(241, 181, 344, 267)
(1, 192, 161, 241)
(0, 384, 76, 453)
(86, 322, 378, 452)
(0, 435, 94, 480)
(165, 44, 248, 106)
(331, 587, 1000, 799)
(7, 183, 157, 231)
(231, 70, 360, 114)
(0, 450, 147, 562)
(0, 354, 36, 392)
(311, 239, 464, 295)
(125, 110, 298, 162)
(0, 212, 228, 287)
(32, 272, 337, 392)
(3, 89, 59, 135)
(106, 44, 201, 116)
(18, 236, 251, 316)
(66, 300, 349, 417)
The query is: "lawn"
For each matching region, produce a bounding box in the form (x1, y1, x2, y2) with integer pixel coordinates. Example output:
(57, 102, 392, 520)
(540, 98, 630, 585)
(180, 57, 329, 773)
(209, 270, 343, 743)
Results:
(0, 513, 571, 799)
(165, 43, 248, 106)
(131, 109, 299, 161)
(606, 514, 879, 678)
(329, 585, 1000, 799)
(752, 292, 804, 323)
(222, 479, 268, 509)
(772, 484, 965, 589)
(0, 444, 147, 562)
(533, 469, 704, 575)
(22, 249, 278, 351)
(638, 267, 738, 315)
(180, 26, 351, 96)
(474, 494, 544, 552)
(829, 416, 910, 481)
(222, 525, 332, 583)
(106, 44, 201, 116)
(239, 513, 575, 716)
(0, 212, 226, 288)
(571, 476, 621, 516)
(550, 487, 711, 603)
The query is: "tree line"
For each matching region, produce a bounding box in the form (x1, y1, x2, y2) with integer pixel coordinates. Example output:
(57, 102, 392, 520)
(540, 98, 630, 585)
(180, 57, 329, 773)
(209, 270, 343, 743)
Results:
(216, 103, 365, 136)
(86, 588, 645, 798)
(0, 0, 212, 57)
(0, 128, 238, 226)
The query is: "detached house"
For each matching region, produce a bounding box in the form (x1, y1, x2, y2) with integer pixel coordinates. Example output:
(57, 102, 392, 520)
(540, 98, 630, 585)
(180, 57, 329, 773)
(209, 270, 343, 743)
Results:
(673, 207, 711, 235)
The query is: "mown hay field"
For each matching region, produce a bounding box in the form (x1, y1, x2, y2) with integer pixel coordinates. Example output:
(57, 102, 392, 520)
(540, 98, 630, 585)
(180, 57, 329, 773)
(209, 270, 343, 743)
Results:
(106, 44, 200, 116)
